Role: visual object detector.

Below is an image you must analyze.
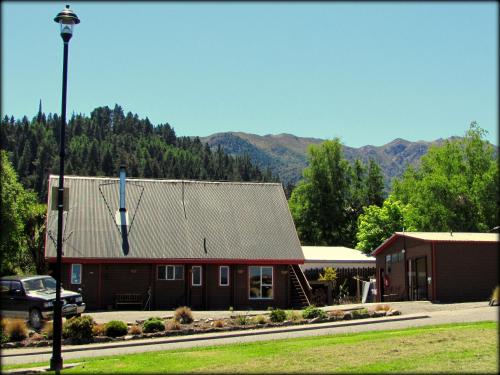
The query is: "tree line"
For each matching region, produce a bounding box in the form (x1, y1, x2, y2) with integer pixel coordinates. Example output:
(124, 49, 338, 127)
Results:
(1, 104, 277, 202)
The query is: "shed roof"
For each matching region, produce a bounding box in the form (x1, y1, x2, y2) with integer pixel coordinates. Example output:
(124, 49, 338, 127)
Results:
(45, 175, 304, 263)
(372, 232, 499, 256)
(302, 246, 375, 263)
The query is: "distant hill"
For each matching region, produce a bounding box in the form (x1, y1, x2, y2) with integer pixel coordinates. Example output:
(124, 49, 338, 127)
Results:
(200, 132, 456, 189)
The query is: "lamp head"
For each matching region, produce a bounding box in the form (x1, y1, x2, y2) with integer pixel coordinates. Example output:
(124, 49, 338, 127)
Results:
(54, 5, 80, 41)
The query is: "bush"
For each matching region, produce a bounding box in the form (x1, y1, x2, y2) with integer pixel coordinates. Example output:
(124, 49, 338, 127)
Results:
(234, 314, 248, 326)
(62, 315, 94, 343)
(253, 315, 267, 325)
(92, 323, 106, 336)
(165, 319, 181, 331)
(174, 306, 193, 324)
(490, 286, 499, 305)
(302, 305, 327, 320)
(0, 319, 8, 344)
(143, 317, 165, 333)
(352, 308, 369, 319)
(41, 321, 53, 340)
(128, 324, 142, 335)
(105, 320, 128, 337)
(269, 308, 286, 323)
(286, 310, 303, 322)
(212, 319, 225, 328)
(328, 309, 345, 320)
(5, 319, 28, 342)
(374, 304, 391, 312)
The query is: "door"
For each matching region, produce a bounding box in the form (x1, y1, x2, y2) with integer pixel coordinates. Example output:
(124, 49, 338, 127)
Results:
(408, 257, 428, 300)
(81, 265, 100, 310)
(188, 266, 204, 310)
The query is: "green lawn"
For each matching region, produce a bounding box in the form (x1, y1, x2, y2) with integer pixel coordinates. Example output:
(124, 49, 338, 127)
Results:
(3, 321, 498, 373)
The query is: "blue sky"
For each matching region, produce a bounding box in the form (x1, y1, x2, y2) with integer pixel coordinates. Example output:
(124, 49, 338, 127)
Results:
(2, 1, 498, 147)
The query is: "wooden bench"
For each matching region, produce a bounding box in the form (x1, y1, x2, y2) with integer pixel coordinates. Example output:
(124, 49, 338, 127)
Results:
(114, 293, 143, 309)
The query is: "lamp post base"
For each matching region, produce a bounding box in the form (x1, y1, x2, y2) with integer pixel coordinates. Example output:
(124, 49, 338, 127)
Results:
(50, 356, 63, 371)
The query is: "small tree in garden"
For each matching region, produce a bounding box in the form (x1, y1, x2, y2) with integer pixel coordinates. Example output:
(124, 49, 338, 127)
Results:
(319, 267, 337, 303)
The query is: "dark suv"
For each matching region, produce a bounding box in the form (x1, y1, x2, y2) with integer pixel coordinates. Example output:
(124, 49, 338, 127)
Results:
(0, 275, 86, 328)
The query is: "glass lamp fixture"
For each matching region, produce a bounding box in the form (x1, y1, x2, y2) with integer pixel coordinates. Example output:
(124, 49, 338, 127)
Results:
(54, 4, 80, 38)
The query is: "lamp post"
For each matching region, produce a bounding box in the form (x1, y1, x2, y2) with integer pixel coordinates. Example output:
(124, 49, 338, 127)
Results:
(51, 5, 80, 372)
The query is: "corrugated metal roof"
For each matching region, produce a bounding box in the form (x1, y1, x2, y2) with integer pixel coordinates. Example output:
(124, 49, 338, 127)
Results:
(45, 176, 304, 262)
(372, 231, 499, 256)
(302, 246, 375, 263)
(394, 232, 499, 242)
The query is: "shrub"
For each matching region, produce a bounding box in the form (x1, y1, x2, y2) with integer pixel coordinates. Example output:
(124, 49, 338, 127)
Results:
(62, 315, 94, 343)
(329, 309, 345, 319)
(212, 319, 225, 328)
(302, 305, 327, 320)
(128, 324, 142, 335)
(41, 321, 53, 340)
(352, 308, 369, 319)
(491, 286, 499, 305)
(269, 308, 286, 323)
(143, 317, 165, 333)
(5, 319, 28, 342)
(174, 306, 194, 324)
(286, 310, 303, 322)
(234, 314, 248, 326)
(105, 320, 128, 337)
(30, 332, 44, 341)
(166, 319, 181, 331)
(0, 319, 8, 344)
(253, 315, 267, 325)
(374, 304, 391, 312)
(92, 323, 106, 336)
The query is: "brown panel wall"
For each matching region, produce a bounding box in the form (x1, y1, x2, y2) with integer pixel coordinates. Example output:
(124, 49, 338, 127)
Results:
(434, 242, 498, 302)
(154, 265, 186, 310)
(100, 264, 151, 309)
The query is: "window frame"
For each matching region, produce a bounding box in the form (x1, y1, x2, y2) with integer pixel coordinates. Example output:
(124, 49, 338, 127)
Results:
(385, 254, 392, 273)
(248, 266, 273, 300)
(71, 264, 82, 285)
(157, 265, 184, 281)
(219, 266, 230, 287)
(191, 266, 202, 286)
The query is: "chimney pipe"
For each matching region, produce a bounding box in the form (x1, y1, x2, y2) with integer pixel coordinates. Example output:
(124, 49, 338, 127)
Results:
(119, 166, 126, 212)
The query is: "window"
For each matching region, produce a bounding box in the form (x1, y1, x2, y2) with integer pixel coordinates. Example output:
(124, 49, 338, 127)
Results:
(71, 264, 82, 284)
(158, 265, 184, 280)
(385, 254, 392, 273)
(219, 266, 229, 286)
(192, 266, 202, 286)
(0, 281, 10, 294)
(249, 266, 273, 299)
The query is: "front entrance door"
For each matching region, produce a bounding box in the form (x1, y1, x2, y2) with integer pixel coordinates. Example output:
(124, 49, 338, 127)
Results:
(408, 257, 428, 300)
(188, 265, 204, 310)
(81, 265, 100, 310)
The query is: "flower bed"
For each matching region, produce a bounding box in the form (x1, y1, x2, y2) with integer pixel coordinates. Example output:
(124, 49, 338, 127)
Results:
(0, 305, 400, 348)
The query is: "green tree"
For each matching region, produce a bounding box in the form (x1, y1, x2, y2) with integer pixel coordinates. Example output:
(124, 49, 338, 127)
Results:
(289, 139, 352, 245)
(0, 151, 46, 275)
(355, 195, 418, 255)
(392, 122, 498, 232)
(366, 158, 385, 207)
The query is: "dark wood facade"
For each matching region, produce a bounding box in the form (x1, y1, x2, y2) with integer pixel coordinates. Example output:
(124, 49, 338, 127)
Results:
(58, 262, 292, 311)
(374, 235, 498, 303)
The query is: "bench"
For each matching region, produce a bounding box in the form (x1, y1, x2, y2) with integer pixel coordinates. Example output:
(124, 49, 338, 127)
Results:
(114, 293, 143, 309)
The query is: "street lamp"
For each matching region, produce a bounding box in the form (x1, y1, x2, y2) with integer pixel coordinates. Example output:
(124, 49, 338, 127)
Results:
(51, 4, 80, 372)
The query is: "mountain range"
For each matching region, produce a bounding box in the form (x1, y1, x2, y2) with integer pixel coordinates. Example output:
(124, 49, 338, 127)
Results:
(200, 132, 459, 189)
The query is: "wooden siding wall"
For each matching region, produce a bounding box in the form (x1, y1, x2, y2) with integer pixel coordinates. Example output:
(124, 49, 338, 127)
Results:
(434, 242, 498, 302)
(60, 263, 291, 310)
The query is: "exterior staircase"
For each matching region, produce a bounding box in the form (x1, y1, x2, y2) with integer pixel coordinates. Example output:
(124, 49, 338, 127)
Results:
(289, 264, 312, 309)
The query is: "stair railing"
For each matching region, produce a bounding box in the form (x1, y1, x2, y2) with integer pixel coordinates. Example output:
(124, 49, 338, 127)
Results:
(289, 265, 311, 306)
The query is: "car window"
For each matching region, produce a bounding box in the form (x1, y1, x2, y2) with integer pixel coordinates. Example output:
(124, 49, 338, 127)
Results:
(23, 279, 44, 292)
(0, 280, 10, 293)
(10, 281, 23, 292)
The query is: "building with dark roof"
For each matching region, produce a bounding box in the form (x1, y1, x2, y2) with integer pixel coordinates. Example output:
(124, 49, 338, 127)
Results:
(371, 232, 499, 303)
(45, 172, 311, 310)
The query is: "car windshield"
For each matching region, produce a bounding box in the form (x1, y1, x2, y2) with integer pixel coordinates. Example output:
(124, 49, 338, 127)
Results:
(23, 277, 57, 292)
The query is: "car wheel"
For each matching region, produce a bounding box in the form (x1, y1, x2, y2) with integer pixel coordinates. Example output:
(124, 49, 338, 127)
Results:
(29, 308, 43, 329)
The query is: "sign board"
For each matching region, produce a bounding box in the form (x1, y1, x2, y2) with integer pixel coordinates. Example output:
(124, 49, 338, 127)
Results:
(51, 186, 69, 211)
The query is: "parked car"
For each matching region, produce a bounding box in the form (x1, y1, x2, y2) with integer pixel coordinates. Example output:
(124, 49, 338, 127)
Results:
(0, 275, 86, 328)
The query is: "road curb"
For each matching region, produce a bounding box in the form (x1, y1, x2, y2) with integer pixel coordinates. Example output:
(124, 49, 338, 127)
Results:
(2, 314, 429, 358)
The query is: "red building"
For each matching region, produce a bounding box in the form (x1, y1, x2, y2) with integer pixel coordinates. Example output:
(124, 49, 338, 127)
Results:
(45, 171, 311, 311)
(372, 232, 498, 302)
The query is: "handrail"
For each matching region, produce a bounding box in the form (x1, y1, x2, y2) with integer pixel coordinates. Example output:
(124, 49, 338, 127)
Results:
(289, 265, 311, 306)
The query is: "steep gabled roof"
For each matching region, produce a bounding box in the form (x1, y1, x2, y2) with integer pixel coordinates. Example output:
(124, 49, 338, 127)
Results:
(371, 232, 499, 256)
(45, 176, 304, 263)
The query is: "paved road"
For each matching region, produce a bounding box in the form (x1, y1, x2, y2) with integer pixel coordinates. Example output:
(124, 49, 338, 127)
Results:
(2, 303, 497, 367)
